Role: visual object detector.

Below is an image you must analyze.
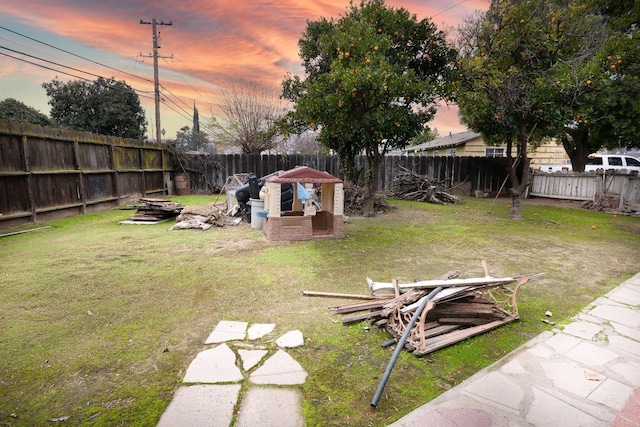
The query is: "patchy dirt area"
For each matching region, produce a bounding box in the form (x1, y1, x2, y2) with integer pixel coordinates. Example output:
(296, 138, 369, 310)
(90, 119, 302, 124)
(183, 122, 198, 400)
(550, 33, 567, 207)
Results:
(522, 197, 587, 209)
(205, 236, 260, 255)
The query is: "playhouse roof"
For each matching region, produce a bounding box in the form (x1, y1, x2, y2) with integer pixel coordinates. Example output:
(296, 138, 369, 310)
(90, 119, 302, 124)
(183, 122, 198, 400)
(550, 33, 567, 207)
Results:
(266, 166, 342, 184)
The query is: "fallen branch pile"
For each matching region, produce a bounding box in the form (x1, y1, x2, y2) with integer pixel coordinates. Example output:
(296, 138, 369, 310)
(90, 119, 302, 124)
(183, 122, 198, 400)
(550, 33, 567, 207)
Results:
(305, 262, 537, 357)
(343, 182, 394, 215)
(390, 166, 460, 204)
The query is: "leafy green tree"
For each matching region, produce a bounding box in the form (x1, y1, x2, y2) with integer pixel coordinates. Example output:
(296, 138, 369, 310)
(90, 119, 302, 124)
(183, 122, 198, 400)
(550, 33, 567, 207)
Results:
(42, 77, 147, 139)
(174, 125, 209, 152)
(455, 0, 602, 218)
(410, 127, 438, 146)
(281, 0, 457, 216)
(549, 0, 640, 171)
(0, 98, 51, 126)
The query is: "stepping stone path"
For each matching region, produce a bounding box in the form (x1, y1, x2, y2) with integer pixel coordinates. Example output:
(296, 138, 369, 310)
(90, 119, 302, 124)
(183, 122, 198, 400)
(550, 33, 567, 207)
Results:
(157, 321, 307, 427)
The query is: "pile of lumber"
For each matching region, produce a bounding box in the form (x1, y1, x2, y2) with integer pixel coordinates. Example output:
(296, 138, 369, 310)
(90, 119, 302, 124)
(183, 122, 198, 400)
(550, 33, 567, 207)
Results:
(305, 262, 534, 356)
(122, 198, 184, 224)
(390, 166, 460, 204)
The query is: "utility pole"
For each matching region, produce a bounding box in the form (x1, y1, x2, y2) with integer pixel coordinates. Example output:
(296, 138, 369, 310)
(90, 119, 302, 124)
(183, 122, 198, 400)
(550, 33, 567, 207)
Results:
(140, 19, 172, 143)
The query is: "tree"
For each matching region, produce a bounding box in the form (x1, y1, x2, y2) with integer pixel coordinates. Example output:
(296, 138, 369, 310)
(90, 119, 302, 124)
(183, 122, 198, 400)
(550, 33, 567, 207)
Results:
(273, 130, 323, 154)
(207, 82, 285, 154)
(0, 98, 51, 126)
(174, 126, 209, 152)
(42, 77, 147, 139)
(410, 127, 438, 146)
(550, 0, 640, 171)
(281, 0, 457, 216)
(455, 0, 601, 218)
(173, 104, 209, 152)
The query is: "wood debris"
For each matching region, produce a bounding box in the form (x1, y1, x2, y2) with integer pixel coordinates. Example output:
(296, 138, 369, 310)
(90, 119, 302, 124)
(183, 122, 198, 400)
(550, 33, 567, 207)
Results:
(171, 201, 237, 230)
(390, 166, 460, 204)
(582, 199, 640, 217)
(305, 262, 538, 356)
(343, 182, 394, 215)
(120, 198, 184, 224)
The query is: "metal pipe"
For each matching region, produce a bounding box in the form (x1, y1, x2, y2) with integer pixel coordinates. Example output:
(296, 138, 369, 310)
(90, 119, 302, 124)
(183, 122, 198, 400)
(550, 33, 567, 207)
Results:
(0, 226, 51, 238)
(371, 286, 443, 408)
(381, 339, 397, 348)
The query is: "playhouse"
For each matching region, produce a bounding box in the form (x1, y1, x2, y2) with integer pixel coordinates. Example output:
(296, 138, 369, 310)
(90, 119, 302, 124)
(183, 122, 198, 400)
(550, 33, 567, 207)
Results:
(261, 166, 344, 241)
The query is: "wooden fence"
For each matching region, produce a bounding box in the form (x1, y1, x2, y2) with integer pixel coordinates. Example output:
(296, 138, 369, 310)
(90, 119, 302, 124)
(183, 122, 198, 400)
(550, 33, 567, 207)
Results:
(530, 171, 640, 206)
(0, 121, 171, 229)
(183, 153, 513, 196)
(1, 119, 515, 229)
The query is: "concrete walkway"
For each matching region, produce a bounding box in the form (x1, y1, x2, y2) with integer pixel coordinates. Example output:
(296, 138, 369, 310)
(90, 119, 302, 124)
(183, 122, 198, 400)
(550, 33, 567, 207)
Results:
(157, 320, 307, 427)
(389, 272, 640, 426)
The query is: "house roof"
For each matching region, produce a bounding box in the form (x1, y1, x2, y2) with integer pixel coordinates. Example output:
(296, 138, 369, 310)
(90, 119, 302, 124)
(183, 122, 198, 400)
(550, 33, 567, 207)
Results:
(266, 166, 342, 184)
(405, 131, 482, 153)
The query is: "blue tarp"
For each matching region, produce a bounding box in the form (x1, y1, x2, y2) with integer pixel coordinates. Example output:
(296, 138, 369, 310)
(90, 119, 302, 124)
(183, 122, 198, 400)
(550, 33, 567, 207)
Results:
(296, 182, 311, 200)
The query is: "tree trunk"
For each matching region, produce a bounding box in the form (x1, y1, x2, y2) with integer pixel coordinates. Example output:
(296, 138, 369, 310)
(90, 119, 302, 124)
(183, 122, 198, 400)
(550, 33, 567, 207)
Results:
(561, 129, 589, 172)
(363, 153, 380, 217)
(507, 126, 531, 220)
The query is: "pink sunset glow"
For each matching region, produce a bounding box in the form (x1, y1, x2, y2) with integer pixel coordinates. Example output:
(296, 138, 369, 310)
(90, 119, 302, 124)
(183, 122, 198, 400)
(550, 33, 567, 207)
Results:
(0, 0, 489, 140)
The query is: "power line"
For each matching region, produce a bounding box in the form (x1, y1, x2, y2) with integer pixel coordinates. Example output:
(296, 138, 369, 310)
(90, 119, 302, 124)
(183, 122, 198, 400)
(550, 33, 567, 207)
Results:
(0, 25, 154, 85)
(161, 92, 192, 120)
(160, 83, 192, 111)
(432, 0, 469, 18)
(0, 47, 154, 100)
(1, 23, 197, 137)
(0, 50, 91, 82)
(1, 45, 113, 82)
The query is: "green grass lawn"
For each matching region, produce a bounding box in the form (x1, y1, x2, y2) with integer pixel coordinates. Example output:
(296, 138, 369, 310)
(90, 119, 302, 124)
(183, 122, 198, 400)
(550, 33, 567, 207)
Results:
(1, 195, 639, 426)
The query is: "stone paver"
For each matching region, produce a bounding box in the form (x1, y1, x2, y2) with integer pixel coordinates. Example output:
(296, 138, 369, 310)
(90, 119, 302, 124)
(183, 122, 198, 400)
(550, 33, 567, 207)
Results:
(183, 343, 243, 383)
(562, 321, 603, 340)
(235, 387, 304, 427)
(249, 349, 308, 385)
(564, 341, 619, 366)
(588, 305, 640, 328)
(276, 330, 304, 348)
(462, 371, 524, 413)
(238, 349, 268, 371)
(527, 386, 604, 427)
(156, 384, 240, 427)
(205, 320, 248, 344)
(247, 323, 275, 340)
(158, 321, 308, 427)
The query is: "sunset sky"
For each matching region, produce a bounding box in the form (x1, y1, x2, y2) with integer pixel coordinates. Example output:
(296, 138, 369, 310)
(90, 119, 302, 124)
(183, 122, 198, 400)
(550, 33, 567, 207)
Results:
(0, 0, 489, 142)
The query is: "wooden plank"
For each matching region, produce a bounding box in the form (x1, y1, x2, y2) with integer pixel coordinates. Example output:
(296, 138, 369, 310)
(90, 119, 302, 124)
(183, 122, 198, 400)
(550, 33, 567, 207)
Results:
(414, 316, 517, 356)
(422, 324, 461, 338)
(302, 290, 391, 300)
(342, 310, 383, 325)
(368, 276, 516, 293)
(438, 317, 493, 325)
(331, 299, 390, 314)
